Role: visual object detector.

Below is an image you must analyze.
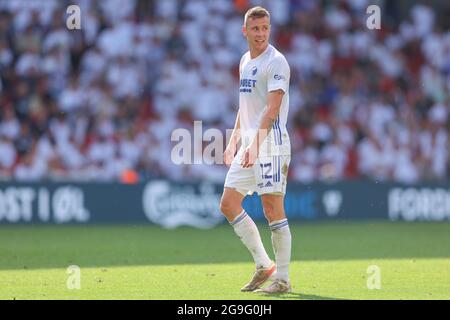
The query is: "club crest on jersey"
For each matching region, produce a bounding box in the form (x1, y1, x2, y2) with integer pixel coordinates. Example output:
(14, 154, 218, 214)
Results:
(252, 66, 258, 76)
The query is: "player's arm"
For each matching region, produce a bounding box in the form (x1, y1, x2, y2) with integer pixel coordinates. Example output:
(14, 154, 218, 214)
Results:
(241, 89, 284, 168)
(224, 110, 241, 166)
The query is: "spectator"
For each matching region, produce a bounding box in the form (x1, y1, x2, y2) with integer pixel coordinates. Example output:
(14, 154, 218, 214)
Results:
(0, 0, 447, 184)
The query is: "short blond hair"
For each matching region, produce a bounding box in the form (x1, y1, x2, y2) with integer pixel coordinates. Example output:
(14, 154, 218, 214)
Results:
(244, 6, 270, 27)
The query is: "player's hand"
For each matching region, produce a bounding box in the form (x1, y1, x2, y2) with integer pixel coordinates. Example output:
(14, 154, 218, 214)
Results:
(223, 144, 237, 167)
(241, 145, 258, 168)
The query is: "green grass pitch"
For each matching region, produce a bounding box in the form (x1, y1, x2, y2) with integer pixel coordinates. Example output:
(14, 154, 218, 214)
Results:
(0, 221, 449, 300)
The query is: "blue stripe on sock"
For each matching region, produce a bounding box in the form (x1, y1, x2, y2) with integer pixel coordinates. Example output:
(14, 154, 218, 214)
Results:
(230, 211, 248, 226)
(271, 221, 289, 231)
(270, 219, 288, 229)
(270, 219, 287, 227)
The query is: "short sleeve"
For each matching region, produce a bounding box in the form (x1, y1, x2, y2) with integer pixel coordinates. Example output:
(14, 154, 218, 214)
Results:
(267, 56, 290, 93)
(239, 54, 246, 75)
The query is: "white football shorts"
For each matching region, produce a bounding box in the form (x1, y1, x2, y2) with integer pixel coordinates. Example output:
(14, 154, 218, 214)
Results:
(224, 147, 291, 196)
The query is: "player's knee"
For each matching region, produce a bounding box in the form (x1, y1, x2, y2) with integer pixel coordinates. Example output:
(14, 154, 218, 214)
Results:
(220, 198, 234, 216)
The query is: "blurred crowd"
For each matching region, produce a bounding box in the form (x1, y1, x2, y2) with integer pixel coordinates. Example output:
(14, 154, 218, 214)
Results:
(0, 0, 449, 184)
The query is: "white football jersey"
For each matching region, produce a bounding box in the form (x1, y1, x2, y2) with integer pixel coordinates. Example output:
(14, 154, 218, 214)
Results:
(238, 44, 291, 157)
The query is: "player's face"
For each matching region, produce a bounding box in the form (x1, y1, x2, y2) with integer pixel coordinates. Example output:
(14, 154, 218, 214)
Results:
(243, 16, 270, 54)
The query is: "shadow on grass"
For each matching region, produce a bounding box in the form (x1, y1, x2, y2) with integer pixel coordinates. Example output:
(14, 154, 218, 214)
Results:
(0, 222, 450, 270)
(254, 291, 345, 300)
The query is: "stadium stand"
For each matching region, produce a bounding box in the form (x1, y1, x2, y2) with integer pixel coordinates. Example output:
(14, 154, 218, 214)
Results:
(0, 0, 449, 183)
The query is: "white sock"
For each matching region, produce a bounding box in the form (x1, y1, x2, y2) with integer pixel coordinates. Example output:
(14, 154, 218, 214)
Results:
(270, 219, 291, 282)
(230, 210, 272, 268)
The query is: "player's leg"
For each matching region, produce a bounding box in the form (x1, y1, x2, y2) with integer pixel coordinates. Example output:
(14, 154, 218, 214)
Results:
(220, 187, 273, 270)
(220, 187, 275, 291)
(261, 194, 291, 282)
(222, 152, 275, 291)
(254, 155, 292, 293)
(260, 193, 291, 293)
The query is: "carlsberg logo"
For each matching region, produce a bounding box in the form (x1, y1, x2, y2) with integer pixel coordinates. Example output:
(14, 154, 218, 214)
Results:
(388, 188, 450, 221)
(142, 181, 224, 229)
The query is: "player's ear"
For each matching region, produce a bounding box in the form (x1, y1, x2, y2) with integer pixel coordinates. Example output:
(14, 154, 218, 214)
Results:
(242, 25, 247, 37)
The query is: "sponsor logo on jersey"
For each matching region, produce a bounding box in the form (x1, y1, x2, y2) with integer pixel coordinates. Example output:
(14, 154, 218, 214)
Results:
(274, 74, 286, 81)
(252, 66, 258, 76)
(240, 78, 257, 93)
